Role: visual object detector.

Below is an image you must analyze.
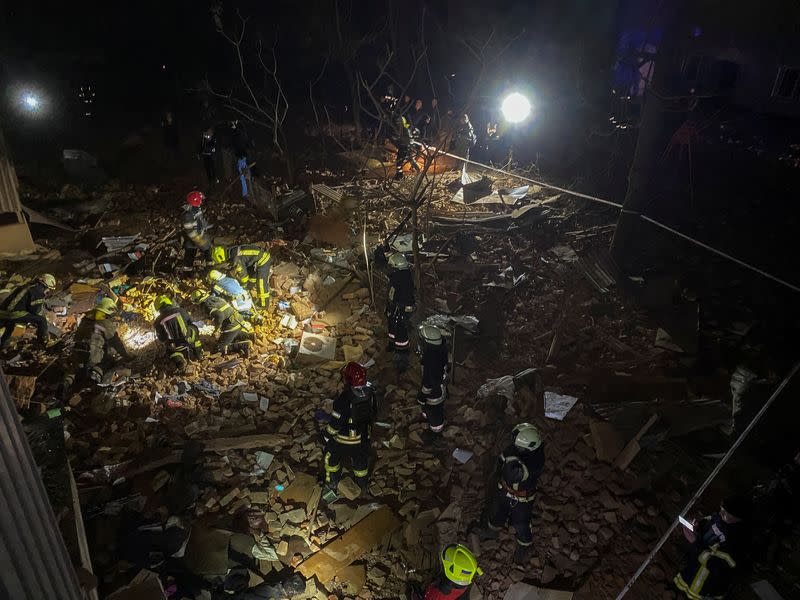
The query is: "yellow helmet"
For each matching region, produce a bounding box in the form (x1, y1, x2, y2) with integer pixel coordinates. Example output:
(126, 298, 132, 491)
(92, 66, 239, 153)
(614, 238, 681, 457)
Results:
(190, 288, 210, 303)
(211, 246, 227, 264)
(441, 544, 482, 586)
(95, 297, 118, 315)
(207, 269, 225, 282)
(39, 273, 56, 289)
(153, 296, 173, 311)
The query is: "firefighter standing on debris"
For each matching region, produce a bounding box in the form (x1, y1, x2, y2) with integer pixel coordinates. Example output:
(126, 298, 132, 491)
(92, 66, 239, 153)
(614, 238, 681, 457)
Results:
(413, 544, 483, 600)
(386, 252, 415, 374)
(0, 273, 56, 348)
(152, 296, 203, 370)
(323, 362, 376, 492)
(62, 297, 131, 398)
(211, 244, 273, 308)
(417, 325, 449, 440)
(181, 190, 212, 272)
(674, 496, 751, 600)
(474, 423, 545, 565)
(391, 110, 420, 180)
(190, 289, 253, 357)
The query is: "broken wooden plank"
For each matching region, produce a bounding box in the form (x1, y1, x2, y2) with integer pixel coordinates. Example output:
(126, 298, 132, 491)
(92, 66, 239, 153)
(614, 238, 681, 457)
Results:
(200, 433, 289, 452)
(297, 505, 400, 583)
(613, 414, 658, 470)
(589, 420, 625, 463)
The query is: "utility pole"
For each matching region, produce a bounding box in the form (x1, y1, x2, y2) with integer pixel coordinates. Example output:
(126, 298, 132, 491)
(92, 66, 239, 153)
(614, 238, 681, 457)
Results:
(610, 1, 686, 270)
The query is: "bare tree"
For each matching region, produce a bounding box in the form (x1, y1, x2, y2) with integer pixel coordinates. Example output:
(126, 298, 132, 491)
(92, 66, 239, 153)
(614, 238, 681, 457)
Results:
(202, 8, 292, 178)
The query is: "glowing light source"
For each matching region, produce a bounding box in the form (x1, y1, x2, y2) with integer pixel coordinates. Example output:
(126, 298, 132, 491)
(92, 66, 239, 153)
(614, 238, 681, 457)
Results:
(501, 92, 532, 124)
(22, 93, 40, 110)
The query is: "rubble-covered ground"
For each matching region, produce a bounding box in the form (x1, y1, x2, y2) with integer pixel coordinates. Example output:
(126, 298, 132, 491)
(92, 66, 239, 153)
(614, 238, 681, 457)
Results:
(2, 158, 799, 600)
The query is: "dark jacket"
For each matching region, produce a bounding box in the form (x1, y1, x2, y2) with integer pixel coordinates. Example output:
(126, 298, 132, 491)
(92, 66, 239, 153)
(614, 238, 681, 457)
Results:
(72, 313, 129, 366)
(326, 385, 375, 445)
(676, 513, 748, 599)
(497, 444, 545, 500)
(200, 133, 217, 156)
(182, 205, 210, 250)
(154, 306, 197, 346)
(201, 295, 249, 334)
(0, 282, 47, 319)
(421, 339, 449, 392)
(388, 269, 415, 308)
(227, 245, 272, 281)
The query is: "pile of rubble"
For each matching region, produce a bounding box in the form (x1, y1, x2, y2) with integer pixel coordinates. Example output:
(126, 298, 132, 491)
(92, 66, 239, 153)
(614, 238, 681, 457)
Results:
(1, 166, 767, 600)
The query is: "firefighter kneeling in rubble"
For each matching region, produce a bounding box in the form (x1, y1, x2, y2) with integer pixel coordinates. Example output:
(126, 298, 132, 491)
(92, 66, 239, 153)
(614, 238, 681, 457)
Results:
(190, 289, 253, 357)
(411, 544, 482, 600)
(474, 423, 545, 565)
(153, 296, 203, 370)
(386, 252, 415, 373)
(323, 362, 376, 492)
(0, 273, 57, 349)
(62, 297, 131, 398)
(211, 244, 272, 309)
(417, 325, 449, 441)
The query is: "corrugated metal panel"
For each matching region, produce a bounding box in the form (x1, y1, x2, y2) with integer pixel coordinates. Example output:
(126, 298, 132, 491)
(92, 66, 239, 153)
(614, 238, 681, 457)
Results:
(0, 126, 23, 215)
(0, 367, 84, 600)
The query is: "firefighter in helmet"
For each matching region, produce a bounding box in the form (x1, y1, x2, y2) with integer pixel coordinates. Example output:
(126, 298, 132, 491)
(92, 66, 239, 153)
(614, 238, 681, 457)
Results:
(211, 244, 273, 308)
(62, 297, 131, 397)
(386, 252, 415, 374)
(415, 544, 482, 600)
(190, 288, 253, 357)
(0, 273, 56, 348)
(474, 423, 545, 565)
(323, 362, 376, 492)
(152, 296, 203, 370)
(181, 190, 212, 271)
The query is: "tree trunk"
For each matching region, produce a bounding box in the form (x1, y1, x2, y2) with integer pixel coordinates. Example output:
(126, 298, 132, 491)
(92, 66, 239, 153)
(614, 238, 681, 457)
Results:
(344, 66, 362, 139)
(610, 1, 686, 270)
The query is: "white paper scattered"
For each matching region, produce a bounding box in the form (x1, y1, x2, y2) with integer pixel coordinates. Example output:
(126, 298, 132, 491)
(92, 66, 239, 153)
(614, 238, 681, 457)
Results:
(452, 448, 474, 464)
(544, 391, 579, 420)
(259, 397, 270, 411)
(242, 392, 258, 403)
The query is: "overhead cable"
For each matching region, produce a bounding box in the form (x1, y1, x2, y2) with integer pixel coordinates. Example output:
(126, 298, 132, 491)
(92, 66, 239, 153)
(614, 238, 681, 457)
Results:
(416, 143, 800, 294)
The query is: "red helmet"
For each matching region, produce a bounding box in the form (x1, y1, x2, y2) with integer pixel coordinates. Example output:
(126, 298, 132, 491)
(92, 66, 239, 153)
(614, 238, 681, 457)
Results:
(186, 190, 205, 207)
(342, 362, 367, 387)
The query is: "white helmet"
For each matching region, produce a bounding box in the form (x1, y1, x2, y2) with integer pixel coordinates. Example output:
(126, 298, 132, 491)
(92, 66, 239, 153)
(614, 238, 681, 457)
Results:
(512, 423, 542, 451)
(388, 252, 409, 269)
(419, 325, 443, 345)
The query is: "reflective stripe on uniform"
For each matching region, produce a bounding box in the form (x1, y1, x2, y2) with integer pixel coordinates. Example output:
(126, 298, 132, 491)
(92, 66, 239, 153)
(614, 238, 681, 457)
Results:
(335, 435, 362, 445)
(708, 547, 736, 568)
(353, 467, 368, 477)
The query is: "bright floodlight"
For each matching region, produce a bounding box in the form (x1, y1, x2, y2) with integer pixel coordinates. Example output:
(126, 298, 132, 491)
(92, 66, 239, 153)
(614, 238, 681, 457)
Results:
(501, 92, 531, 124)
(23, 93, 40, 110)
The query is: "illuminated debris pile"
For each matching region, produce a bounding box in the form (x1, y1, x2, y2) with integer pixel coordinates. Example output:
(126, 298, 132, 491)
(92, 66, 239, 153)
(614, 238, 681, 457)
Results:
(12, 178, 716, 599)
